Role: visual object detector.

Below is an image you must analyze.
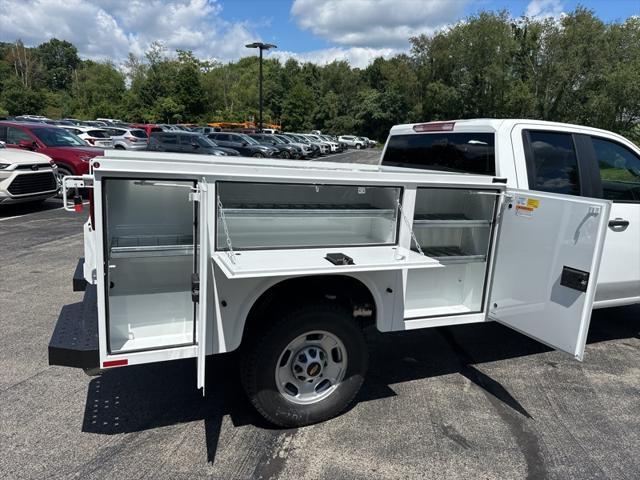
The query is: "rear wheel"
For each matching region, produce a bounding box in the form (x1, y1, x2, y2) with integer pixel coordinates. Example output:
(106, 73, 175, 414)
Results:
(252, 152, 264, 158)
(355, 143, 362, 149)
(280, 150, 291, 159)
(114, 145, 125, 150)
(241, 302, 368, 427)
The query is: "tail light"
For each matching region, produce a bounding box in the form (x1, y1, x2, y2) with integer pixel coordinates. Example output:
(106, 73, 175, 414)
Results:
(413, 122, 455, 132)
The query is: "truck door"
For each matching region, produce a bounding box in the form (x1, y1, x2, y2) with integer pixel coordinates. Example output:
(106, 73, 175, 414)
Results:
(195, 179, 209, 393)
(489, 189, 610, 360)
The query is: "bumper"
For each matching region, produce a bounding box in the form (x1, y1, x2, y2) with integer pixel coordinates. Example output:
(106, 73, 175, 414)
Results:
(48, 259, 98, 370)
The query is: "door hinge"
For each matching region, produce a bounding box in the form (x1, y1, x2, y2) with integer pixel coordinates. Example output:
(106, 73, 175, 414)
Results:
(191, 273, 200, 302)
(189, 191, 201, 202)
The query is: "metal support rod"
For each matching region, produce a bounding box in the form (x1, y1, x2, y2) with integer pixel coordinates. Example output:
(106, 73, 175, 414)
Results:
(259, 47, 263, 133)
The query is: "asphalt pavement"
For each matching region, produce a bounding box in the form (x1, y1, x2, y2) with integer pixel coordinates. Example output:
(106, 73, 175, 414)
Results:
(1, 151, 639, 479)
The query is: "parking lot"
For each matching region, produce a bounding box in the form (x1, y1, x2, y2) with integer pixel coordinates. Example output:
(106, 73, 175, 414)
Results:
(1, 149, 639, 480)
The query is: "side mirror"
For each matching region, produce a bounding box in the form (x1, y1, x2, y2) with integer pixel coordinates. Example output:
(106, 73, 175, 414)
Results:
(18, 139, 36, 150)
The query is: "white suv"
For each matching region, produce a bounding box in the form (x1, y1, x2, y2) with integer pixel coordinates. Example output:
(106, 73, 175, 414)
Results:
(61, 126, 114, 149)
(338, 135, 365, 149)
(0, 142, 58, 205)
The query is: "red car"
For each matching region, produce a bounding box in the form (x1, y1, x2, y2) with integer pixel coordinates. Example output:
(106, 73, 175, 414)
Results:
(0, 121, 103, 177)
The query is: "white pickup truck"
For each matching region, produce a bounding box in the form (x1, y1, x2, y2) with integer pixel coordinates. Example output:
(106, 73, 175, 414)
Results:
(48, 131, 624, 428)
(381, 119, 640, 308)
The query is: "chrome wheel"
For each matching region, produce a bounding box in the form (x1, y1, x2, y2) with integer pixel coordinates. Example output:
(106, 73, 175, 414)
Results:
(276, 330, 347, 405)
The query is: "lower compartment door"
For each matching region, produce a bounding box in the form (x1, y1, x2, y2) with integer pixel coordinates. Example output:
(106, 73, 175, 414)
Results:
(489, 189, 610, 360)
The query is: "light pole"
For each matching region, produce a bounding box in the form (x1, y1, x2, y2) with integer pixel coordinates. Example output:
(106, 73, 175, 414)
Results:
(245, 42, 277, 132)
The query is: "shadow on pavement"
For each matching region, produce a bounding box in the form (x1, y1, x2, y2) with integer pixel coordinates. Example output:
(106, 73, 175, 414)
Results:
(0, 198, 62, 218)
(81, 304, 639, 462)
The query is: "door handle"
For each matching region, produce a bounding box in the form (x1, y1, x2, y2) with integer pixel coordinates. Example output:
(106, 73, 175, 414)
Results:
(608, 218, 629, 228)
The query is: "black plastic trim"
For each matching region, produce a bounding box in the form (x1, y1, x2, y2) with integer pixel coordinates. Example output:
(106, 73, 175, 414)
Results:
(48, 285, 99, 369)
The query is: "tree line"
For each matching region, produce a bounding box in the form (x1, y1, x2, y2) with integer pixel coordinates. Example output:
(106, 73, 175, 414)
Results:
(0, 8, 638, 142)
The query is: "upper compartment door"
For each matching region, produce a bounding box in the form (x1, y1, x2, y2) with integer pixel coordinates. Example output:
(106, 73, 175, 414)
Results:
(489, 189, 610, 360)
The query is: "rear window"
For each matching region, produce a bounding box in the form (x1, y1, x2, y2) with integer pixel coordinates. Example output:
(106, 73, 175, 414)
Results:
(131, 129, 148, 138)
(88, 130, 110, 138)
(382, 133, 495, 175)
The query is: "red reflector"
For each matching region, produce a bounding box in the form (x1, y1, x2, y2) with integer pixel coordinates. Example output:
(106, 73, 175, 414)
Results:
(103, 359, 128, 367)
(413, 122, 455, 132)
(73, 196, 83, 212)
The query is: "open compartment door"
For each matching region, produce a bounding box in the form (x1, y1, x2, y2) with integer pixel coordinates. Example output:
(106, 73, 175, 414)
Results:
(489, 189, 610, 360)
(195, 179, 209, 393)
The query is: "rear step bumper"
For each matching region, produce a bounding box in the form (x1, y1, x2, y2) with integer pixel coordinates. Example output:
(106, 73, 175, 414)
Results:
(48, 285, 99, 369)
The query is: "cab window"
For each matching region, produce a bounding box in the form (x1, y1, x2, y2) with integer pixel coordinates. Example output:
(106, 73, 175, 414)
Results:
(591, 137, 640, 202)
(382, 133, 495, 175)
(525, 131, 580, 196)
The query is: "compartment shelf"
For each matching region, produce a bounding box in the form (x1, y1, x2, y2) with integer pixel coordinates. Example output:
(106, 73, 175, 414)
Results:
(110, 234, 194, 258)
(222, 205, 395, 218)
(413, 213, 490, 227)
(420, 245, 486, 263)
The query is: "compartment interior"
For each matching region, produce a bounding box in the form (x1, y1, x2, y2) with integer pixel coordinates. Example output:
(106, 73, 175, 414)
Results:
(216, 182, 401, 249)
(405, 188, 497, 317)
(104, 179, 196, 353)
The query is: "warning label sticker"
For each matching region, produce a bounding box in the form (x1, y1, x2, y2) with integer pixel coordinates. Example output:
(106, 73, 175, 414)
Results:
(515, 196, 540, 217)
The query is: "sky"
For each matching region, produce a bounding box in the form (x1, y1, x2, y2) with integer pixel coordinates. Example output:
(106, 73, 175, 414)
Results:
(0, 0, 638, 68)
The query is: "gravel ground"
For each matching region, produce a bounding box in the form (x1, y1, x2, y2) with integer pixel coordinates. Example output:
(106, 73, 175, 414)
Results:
(1, 151, 638, 479)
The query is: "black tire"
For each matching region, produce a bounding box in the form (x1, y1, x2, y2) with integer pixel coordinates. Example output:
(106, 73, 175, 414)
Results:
(114, 145, 125, 150)
(252, 152, 264, 158)
(280, 150, 290, 159)
(241, 302, 368, 428)
(355, 143, 362, 149)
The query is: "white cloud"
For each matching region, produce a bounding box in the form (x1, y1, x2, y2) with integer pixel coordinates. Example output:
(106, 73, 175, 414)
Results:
(525, 0, 564, 19)
(270, 46, 399, 68)
(0, 0, 259, 62)
(290, 0, 469, 49)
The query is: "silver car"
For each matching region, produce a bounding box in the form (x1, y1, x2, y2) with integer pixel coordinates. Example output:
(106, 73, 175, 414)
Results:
(106, 128, 149, 150)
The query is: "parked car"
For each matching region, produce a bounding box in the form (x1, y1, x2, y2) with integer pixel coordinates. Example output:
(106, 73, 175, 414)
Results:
(248, 133, 301, 159)
(309, 133, 340, 153)
(104, 127, 148, 150)
(61, 126, 114, 149)
(193, 126, 219, 135)
(362, 136, 377, 147)
(274, 134, 314, 159)
(283, 133, 323, 156)
(130, 124, 163, 140)
(0, 121, 103, 177)
(147, 132, 233, 156)
(208, 132, 278, 157)
(381, 118, 640, 308)
(338, 135, 365, 149)
(0, 140, 58, 205)
(299, 134, 331, 155)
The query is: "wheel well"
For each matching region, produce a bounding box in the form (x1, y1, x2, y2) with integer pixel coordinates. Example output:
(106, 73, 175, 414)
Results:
(242, 275, 376, 344)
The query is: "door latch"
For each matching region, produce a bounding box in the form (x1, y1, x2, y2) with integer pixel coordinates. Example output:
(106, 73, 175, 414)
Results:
(191, 273, 200, 302)
(560, 266, 589, 293)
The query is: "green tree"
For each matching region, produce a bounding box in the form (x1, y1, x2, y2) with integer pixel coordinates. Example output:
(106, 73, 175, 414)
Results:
(37, 38, 79, 91)
(0, 77, 45, 115)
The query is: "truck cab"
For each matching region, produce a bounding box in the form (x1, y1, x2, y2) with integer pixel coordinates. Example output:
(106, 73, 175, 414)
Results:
(380, 119, 640, 308)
